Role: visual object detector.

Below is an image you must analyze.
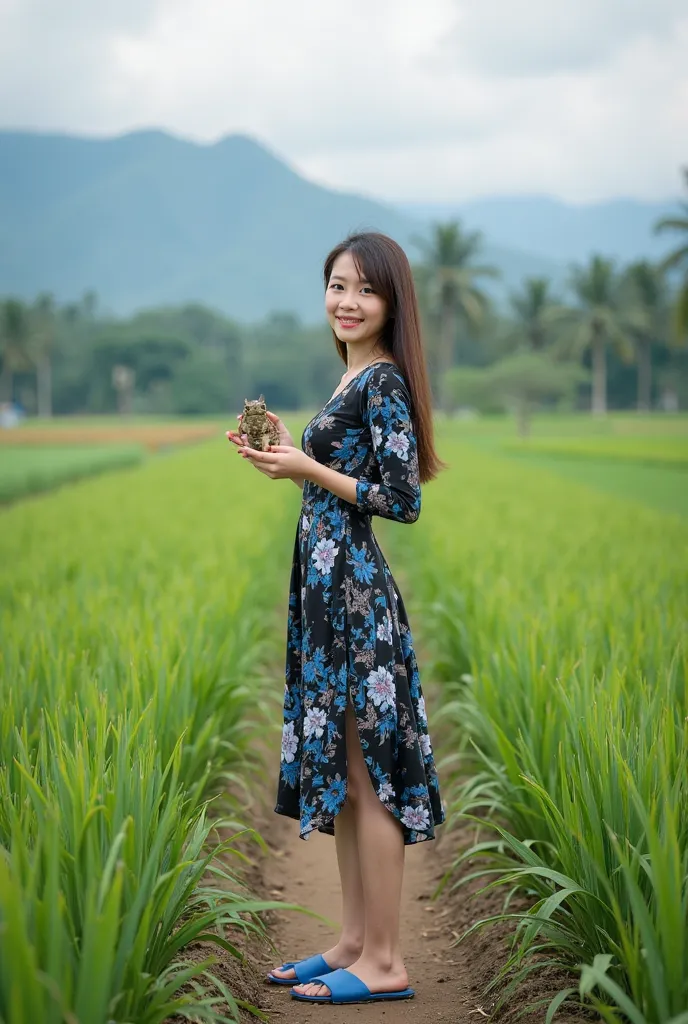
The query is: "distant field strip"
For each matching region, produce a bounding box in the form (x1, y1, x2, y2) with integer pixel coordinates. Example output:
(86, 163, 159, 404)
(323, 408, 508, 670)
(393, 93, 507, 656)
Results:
(0, 421, 219, 450)
(383, 438, 688, 1023)
(503, 435, 688, 466)
(0, 439, 298, 1022)
(0, 444, 145, 503)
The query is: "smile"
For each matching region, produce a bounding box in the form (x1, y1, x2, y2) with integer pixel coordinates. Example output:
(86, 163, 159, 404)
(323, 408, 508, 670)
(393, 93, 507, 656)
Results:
(337, 317, 363, 327)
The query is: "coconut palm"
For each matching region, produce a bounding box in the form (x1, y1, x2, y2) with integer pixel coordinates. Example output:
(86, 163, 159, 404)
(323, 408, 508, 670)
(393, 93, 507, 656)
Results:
(414, 221, 498, 411)
(559, 255, 633, 415)
(509, 277, 563, 351)
(654, 167, 688, 343)
(30, 292, 56, 418)
(622, 261, 669, 411)
(0, 299, 31, 405)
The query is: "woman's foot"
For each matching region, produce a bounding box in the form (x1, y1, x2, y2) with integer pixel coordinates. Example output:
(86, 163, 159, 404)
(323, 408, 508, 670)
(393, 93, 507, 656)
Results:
(292, 954, 409, 998)
(269, 940, 362, 983)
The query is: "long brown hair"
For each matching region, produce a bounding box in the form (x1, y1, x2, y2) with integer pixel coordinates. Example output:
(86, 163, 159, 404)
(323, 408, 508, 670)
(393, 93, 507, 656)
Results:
(323, 232, 446, 483)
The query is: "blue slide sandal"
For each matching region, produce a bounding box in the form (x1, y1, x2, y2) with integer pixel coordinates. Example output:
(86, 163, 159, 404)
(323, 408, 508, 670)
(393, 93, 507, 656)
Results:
(267, 953, 333, 985)
(291, 967, 415, 1003)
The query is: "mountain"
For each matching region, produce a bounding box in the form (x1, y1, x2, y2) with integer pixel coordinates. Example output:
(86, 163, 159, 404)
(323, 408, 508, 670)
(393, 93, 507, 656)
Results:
(398, 195, 675, 267)
(1, 130, 672, 320)
(1, 129, 566, 320)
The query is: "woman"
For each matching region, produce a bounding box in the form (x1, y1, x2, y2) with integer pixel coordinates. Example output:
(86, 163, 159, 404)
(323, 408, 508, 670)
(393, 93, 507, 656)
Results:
(227, 232, 446, 1005)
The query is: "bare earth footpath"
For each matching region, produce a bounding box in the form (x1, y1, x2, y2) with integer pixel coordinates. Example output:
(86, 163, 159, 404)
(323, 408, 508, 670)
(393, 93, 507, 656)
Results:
(228, 689, 595, 1024)
(256, 801, 476, 1023)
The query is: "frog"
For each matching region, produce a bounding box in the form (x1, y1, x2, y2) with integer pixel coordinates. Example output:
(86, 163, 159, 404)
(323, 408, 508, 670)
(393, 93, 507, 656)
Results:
(238, 395, 280, 451)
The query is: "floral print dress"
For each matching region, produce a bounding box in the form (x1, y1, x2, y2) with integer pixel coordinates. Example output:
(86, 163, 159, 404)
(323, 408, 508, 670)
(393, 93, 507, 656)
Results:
(274, 360, 445, 845)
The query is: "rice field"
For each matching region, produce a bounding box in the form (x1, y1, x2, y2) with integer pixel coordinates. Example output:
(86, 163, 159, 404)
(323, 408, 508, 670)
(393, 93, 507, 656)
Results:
(382, 425, 688, 1022)
(0, 438, 300, 1023)
(503, 435, 688, 466)
(2, 411, 687, 1023)
(0, 445, 145, 503)
(0, 419, 223, 502)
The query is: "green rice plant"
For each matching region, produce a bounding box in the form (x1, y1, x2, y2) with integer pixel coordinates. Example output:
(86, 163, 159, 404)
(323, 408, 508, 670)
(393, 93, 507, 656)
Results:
(0, 445, 145, 503)
(0, 702, 296, 1024)
(0, 438, 301, 1021)
(383, 438, 688, 1021)
(503, 435, 688, 467)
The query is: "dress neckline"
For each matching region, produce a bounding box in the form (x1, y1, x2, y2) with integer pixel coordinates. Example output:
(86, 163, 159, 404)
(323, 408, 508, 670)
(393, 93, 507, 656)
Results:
(324, 360, 398, 408)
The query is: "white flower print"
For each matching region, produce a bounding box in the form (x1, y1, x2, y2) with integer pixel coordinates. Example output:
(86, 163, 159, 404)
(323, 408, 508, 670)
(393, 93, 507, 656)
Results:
(276, 364, 446, 847)
(312, 537, 339, 575)
(303, 706, 327, 739)
(384, 429, 410, 461)
(366, 666, 396, 712)
(281, 722, 298, 763)
(401, 804, 430, 831)
(376, 613, 393, 645)
(378, 781, 395, 803)
(417, 696, 427, 724)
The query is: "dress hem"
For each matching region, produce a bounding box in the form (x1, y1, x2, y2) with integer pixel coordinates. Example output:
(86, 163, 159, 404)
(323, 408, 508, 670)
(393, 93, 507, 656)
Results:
(273, 803, 442, 846)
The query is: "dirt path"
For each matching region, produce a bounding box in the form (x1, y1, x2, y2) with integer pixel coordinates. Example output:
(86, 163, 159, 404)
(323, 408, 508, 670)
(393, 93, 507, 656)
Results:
(253, 787, 483, 1023)
(228, 557, 595, 1024)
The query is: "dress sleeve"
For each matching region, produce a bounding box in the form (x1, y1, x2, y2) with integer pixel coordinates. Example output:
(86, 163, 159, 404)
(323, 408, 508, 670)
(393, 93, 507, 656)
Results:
(355, 366, 421, 524)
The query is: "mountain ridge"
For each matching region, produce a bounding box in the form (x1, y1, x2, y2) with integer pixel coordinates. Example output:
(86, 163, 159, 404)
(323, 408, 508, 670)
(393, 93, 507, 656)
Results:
(1, 129, 671, 320)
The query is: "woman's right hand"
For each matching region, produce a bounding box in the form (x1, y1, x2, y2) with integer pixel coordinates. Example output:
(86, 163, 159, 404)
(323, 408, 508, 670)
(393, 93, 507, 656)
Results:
(266, 410, 294, 447)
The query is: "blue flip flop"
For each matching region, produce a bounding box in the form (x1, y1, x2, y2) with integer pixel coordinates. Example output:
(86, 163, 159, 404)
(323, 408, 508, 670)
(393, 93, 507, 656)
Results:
(267, 953, 333, 985)
(291, 967, 415, 1003)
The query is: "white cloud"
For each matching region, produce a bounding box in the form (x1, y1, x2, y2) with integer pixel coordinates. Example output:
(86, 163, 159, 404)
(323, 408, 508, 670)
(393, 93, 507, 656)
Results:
(441, 0, 686, 75)
(0, 0, 685, 202)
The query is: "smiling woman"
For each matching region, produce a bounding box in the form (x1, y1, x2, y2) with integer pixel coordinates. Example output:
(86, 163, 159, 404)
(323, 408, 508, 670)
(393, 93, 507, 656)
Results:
(228, 231, 448, 1006)
(325, 252, 389, 347)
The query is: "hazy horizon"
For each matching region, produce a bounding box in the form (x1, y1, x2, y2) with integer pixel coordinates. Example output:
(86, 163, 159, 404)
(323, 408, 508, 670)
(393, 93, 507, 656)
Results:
(1, 1, 685, 204)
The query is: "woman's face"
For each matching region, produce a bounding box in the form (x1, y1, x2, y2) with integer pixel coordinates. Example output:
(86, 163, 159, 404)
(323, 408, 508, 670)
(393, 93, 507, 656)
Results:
(325, 251, 388, 350)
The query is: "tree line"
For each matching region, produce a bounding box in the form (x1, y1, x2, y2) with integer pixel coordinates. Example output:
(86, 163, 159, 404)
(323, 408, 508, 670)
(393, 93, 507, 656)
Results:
(1, 171, 686, 424)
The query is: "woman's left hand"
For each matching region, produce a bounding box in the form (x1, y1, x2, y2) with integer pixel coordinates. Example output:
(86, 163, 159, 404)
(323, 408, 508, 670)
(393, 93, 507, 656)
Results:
(238, 444, 315, 481)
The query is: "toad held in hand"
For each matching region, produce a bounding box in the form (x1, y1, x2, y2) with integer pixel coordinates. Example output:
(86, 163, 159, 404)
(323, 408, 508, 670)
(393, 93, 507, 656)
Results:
(238, 396, 280, 451)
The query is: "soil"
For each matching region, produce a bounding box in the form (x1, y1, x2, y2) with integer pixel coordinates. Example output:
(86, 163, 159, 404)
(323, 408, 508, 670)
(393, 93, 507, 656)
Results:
(236, 741, 597, 1024)
(175, 698, 598, 1024)
(170, 552, 600, 1024)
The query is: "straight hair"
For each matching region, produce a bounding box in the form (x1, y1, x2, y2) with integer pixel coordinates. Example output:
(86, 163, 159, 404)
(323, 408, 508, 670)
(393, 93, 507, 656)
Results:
(323, 232, 446, 483)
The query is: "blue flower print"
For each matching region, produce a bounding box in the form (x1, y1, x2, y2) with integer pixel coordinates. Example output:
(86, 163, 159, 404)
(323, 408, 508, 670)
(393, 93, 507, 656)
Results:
(322, 775, 347, 813)
(347, 543, 377, 584)
(274, 361, 445, 846)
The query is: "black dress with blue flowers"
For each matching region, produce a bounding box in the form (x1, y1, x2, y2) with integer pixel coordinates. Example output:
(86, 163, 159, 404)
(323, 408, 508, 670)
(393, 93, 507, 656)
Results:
(274, 360, 445, 845)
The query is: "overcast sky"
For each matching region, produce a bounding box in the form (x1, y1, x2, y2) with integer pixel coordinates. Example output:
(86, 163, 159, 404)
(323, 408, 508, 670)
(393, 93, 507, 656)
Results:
(1, 0, 686, 202)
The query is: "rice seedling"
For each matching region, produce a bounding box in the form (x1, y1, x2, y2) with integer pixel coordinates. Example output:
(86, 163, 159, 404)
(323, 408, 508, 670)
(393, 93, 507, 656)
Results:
(0, 438, 301, 1022)
(503, 435, 688, 467)
(384, 437, 688, 1021)
(0, 445, 145, 503)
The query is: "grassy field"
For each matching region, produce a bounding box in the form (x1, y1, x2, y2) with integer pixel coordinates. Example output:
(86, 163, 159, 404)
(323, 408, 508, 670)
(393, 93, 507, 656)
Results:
(503, 435, 688, 466)
(0, 445, 145, 503)
(0, 421, 220, 450)
(382, 426, 687, 1022)
(436, 412, 688, 518)
(0, 419, 225, 502)
(2, 410, 687, 1022)
(0, 438, 300, 1023)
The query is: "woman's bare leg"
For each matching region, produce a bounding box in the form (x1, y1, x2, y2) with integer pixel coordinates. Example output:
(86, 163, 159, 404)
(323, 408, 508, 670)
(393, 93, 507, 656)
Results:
(293, 700, 408, 998)
(269, 725, 365, 981)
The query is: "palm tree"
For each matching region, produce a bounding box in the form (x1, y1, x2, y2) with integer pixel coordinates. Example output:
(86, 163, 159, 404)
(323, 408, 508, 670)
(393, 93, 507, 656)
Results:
(560, 256, 633, 415)
(654, 167, 688, 343)
(509, 277, 563, 351)
(30, 292, 56, 418)
(414, 221, 498, 411)
(622, 261, 668, 411)
(0, 299, 31, 405)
